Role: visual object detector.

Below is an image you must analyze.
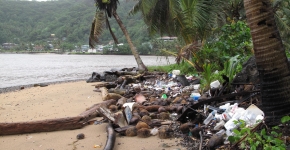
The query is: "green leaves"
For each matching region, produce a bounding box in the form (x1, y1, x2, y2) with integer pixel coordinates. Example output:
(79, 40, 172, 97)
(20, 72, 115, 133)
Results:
(281, 115, 290, 123)
(228, 120, 286, 150)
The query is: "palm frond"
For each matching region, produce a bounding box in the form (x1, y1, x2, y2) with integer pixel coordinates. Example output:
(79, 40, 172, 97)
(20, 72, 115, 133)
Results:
(129, 0, 142, 15)
(89, 11, 106, 48)
(94, 0, 119, 18)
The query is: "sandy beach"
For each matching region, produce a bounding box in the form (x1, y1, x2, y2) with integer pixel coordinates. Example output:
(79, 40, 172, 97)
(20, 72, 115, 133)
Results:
(0, 81, 183, 150)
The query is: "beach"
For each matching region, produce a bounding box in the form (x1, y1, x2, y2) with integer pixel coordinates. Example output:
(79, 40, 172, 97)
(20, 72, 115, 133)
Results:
(0, 81, 183, 150)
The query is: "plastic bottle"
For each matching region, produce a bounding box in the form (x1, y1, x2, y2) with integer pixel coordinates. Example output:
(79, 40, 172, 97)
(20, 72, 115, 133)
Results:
(214, 120, 225, 130)
(216, 129, 226, 136)
(203, 113, 214, 125)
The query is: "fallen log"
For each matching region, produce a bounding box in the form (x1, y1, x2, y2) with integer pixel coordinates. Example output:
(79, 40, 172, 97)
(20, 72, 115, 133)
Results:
(0, 99, 116, 136)
(103, 123, 116, 150)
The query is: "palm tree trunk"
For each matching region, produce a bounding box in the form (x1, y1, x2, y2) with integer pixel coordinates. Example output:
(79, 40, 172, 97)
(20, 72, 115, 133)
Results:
(244, 0, 290, 124)
(113, 12, 148, 71)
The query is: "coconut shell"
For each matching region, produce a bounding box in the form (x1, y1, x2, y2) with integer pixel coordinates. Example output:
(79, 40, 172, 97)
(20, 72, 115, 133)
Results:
(179, 123, 190, 134)
(172, 97, 182, 103)
(149, 97, 157, 102)
(130, 115, 140, 125)
(158, 106, 167, 113)
(137, 128, 151, 138)
(109, 105, 118, 112)
(158, 126, 173, 139)
(141, 115, 151, 124)
(126, 126, 137, 137)
(149, 113, 158, 119)
(139, 108, 149, 117)
(159, 112, 170, 120)
(136, 121, 149, 130)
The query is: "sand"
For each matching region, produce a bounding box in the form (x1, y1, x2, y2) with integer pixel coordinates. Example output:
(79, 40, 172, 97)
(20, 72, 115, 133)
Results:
(0, 81, 184, 150)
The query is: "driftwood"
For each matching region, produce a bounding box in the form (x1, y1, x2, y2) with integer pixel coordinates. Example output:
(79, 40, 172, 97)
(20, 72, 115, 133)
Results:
(103, 123, 116, 150)
(137, 105, 181, 113)
(115, 71, 138, 76)
(108, 88, 126, 95)
(100, 87, 123, 101)
(0, 99, 116, 136)
(93, 82, 117, 89)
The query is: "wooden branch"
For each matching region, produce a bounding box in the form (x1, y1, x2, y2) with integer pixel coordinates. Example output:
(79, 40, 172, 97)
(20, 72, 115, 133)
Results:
(0, 100, 116, 135)
(92, 82, 117, 89)
(100, 87, 124, 101)
(230, 119, 263, 149)
(79, 99, 117, 121)
(103, 123, 116, 150)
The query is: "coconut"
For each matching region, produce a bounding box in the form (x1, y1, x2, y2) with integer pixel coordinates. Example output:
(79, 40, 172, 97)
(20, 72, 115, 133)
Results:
(136, 121, 149, 130)
(137, 128, 151, 138)
(158, 126, 173, 139)
(109, 105, 118, 112)
(126, 126, 137, 137)
(141, 115, 151, 124)
(159, 112, 170, 120)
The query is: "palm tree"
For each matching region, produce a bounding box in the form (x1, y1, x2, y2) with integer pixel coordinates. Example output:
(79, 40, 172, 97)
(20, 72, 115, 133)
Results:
(130, 0, 226, 71)
(244, 0, 290, 124)
(89, 0, 147, 71)
(131, 0, 290, 124)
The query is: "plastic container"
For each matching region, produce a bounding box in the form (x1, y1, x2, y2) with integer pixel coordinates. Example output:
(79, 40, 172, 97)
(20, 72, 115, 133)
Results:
(193, 84, 200, 90)
(203, 113, 214, 125)
(190, 92, 201, 101)
(224, 118, 238, 131)
(214, 120, 225, 130)
(216, 129, 226, 136)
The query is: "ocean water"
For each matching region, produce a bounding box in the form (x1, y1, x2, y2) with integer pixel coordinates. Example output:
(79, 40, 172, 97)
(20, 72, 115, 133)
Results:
(0, 54, 175, 88)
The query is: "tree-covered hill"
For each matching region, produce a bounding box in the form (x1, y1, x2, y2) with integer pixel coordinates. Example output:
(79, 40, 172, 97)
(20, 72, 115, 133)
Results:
(0, 0, 150, 47)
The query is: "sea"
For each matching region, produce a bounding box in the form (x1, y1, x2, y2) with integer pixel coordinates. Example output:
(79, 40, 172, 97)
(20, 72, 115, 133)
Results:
(0, 54, 175, 89)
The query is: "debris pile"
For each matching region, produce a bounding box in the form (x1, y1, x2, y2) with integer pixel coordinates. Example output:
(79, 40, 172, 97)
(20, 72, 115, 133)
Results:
(89, 67, 265, 149)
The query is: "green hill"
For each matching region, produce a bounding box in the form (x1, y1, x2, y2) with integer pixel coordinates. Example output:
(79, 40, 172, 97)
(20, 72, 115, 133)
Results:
(0, 0, 150, 47)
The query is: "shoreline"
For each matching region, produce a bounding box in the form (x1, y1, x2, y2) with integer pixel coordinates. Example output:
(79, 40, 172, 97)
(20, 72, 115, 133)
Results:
(0, 81, 183, 150)
(0, 79, 87, 94)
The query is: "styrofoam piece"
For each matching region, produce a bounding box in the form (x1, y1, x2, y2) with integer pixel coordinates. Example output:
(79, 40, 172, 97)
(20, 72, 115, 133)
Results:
(210, 80, 220, 88)
(172, 70, 181, 75)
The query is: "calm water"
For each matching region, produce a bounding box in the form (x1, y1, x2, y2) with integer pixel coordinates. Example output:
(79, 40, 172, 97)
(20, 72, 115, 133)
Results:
(0, 54, 175, 88)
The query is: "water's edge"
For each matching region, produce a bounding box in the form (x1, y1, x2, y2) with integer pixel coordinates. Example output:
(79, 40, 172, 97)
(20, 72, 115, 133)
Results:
(0, 79, 86, 94)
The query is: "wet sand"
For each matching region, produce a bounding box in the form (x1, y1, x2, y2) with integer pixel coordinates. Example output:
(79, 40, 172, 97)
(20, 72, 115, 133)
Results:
(0, 81, 183, 150)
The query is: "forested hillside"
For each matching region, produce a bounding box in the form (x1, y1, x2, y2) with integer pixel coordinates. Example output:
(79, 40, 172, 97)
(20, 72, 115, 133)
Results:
(0, 0, 150, 47)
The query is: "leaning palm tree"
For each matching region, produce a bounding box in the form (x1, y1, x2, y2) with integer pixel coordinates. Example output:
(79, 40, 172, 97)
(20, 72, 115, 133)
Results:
(244, 0, 290, 124)
(89, 0, 148, 71)
(130, 0, 226, 71)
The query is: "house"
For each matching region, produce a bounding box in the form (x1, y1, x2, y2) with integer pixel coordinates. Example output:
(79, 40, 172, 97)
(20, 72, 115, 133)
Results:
(96, 45, 104, 52)
(88, 49, 97, 53)
(81, 45, 89, 52)
(157, 36, 177, 42)
(2, 43, 17, 50)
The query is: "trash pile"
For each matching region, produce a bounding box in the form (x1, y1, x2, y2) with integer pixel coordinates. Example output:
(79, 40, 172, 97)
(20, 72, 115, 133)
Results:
(88, 67, 263, 150)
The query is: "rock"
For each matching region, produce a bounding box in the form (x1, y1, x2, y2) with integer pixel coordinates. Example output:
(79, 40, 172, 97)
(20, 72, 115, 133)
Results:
(76, 133, 85, 140)
(86, 72, 101, 83)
